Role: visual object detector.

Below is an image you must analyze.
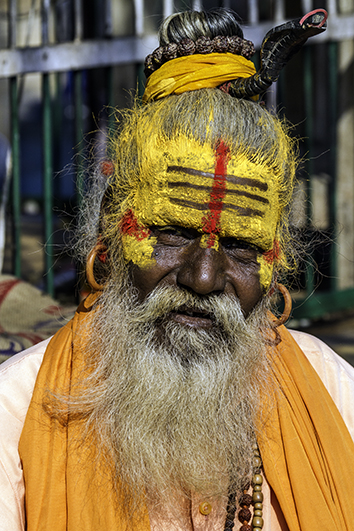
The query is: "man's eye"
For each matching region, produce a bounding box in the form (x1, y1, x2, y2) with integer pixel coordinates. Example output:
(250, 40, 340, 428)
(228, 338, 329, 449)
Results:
(156, 226, 184, 237)
(151, 225, 198, 244)
(221, 238, 261, 253)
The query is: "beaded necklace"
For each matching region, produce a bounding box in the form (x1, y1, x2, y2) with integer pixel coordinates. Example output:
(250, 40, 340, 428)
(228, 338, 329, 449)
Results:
(224, 444, 263, 531)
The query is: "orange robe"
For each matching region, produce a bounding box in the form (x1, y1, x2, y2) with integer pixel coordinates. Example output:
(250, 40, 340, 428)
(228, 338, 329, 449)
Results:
(19, 294, 354, 530)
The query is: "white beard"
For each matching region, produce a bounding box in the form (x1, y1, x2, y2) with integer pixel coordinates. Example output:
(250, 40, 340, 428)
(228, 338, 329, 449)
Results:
(71, 280, 274, 518)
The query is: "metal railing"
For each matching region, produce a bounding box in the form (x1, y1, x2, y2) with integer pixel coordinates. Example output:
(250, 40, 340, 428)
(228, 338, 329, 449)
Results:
(0, 0, 353, 319)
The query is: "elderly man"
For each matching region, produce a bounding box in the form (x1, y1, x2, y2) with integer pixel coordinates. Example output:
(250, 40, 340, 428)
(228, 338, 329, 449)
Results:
(1, 7, 354, 531)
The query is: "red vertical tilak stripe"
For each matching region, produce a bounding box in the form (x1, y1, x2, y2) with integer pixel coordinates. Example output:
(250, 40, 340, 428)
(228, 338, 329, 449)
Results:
(202, 141, 231, 247)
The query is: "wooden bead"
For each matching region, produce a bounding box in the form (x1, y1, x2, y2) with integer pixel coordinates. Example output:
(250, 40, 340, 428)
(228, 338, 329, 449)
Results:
(195, 36, 213, 54)
(253, 484, 262, 492)
(252, 474, 263, 485)
(152, 47, 163, 63)
(239, 493, 253, 506)
(252, 516, 264, 528)
(238, 508, 252, 523)
(254, 502, 263, 510)
(240, 526, 252, 531)
(254, 510, 263, 517)
(178, 38, 195, 56)
(163, 43, 178, 60)
(227, 36, 243, 55)
(252, 456, 262, 468)
(224, 517, 235, 530)
(252, 492, 264, 503)
(213, 35, 228, 53)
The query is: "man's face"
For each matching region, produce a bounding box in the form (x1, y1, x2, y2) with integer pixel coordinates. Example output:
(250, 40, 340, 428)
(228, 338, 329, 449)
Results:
(120, 135, 281, 314)
(130, 225, 263, 322)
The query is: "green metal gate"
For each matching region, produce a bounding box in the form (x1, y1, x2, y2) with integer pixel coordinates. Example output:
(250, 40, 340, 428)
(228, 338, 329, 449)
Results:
(0, 0, 353, 321)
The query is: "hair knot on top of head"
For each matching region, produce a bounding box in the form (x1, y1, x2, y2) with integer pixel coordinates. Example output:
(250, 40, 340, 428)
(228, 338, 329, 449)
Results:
(143, 7, 328, 103)
(144, 8, 254, 78)
(144, 35, 255, 77)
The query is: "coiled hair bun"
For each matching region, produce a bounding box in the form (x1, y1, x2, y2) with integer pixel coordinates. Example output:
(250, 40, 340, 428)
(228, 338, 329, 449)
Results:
(158, 8, 244, 46)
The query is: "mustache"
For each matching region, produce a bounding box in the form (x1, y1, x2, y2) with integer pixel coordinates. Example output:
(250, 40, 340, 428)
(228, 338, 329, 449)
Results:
(128, 286, 247, 334)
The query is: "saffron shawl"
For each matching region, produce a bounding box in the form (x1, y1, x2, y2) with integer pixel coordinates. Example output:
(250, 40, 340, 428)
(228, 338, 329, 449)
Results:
(19, 294, 354, 530)
(142, 53, 256, 103)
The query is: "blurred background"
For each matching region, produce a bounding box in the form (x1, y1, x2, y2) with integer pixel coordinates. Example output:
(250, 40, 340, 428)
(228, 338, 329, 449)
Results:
(0, 0, 353, 358)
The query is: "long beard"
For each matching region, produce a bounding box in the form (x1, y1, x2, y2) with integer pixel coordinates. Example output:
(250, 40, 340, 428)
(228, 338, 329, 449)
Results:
(71, 278, 274, 517)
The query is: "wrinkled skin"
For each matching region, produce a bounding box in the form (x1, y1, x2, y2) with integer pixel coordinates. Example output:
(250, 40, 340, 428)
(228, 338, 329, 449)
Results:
(130, 225, 263, 329)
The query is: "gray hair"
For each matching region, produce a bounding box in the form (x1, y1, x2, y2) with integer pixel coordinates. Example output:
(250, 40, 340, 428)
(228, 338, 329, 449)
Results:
(158, 8, 244, 46)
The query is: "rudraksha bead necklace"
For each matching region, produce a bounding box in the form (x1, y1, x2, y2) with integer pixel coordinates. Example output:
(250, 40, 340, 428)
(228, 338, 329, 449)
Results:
(224, 443, 264, 531)
(144, 35, 255, 77)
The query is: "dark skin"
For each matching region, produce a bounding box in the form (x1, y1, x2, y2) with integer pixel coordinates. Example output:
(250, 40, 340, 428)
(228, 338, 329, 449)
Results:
(130, 225, 264, 329)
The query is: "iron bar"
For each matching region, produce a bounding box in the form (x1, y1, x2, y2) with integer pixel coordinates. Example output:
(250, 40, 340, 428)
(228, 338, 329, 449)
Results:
(74, 70, 84, 206)
(8, 1, 21, 277)
(248, 0, 259, 25)
(41, 0, 50, 45)
(328, 41, 338, 290)
(134, 0, 144, 37)
(304, 45, 315, 296)
(106, 66, 114, 134)
(301, 0, 313, 14)
(0, 37, 161, 79)
(42, 0, 54, 295)
(163, 0, 174, 20)
(274, 0, 285, 22)
(192, 0, 202, 10)
(74, 0, 83, 41)
(10, 77, 21, 278)
(8, 0, 17, 47)
(327, 0, 338, 16)
(42, 72, 54, 296)
(104, 0, 113, 38)
(6, 13, 354, 79)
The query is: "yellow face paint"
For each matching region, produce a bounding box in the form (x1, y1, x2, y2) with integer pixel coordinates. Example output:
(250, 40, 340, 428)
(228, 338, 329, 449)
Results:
(257, 255, 274, 291)
(200, 233, 219, 251)
(120, 209, 157, 268)
(120, 135, 282, 289)
(121, 233, 157, 268)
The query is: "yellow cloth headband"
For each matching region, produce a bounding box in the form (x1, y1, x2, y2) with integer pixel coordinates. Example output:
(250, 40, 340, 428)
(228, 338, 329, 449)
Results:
(143, 52, 257, 103)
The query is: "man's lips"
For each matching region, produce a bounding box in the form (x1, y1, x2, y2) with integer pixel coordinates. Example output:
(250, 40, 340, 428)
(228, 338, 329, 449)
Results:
(168, 305, 213, 329)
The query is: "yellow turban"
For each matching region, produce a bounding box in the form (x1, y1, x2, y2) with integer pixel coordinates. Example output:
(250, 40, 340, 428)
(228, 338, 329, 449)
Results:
(143, 52, 257, 103)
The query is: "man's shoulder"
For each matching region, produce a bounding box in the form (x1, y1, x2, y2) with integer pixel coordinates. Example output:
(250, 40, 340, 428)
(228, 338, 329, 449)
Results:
(0, 338, 50, 422)
(288, 328, 354, 382)
(0, 339, 49, 531)
(288, 328, 354, 439)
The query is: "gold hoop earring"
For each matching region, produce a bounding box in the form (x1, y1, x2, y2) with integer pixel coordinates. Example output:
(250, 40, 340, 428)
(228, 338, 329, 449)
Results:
(272, 283, 292, 327)
(86, 244, 107, 291)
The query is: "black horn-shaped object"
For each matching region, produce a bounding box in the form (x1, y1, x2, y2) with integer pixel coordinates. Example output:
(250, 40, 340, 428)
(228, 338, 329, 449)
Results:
(227, 8, 328, 99)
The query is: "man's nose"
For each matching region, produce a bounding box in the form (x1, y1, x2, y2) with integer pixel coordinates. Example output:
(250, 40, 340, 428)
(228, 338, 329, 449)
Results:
(176, 243, 226, 295)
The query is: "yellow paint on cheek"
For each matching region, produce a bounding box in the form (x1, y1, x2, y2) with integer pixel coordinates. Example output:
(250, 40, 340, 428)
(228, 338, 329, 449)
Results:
(121, 234, 157, 268)
(200, 234, 219, 251)
(257, 254, 274, 291)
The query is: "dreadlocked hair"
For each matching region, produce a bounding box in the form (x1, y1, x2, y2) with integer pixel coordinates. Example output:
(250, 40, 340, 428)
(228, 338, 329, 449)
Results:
(76, 88, 299, 281)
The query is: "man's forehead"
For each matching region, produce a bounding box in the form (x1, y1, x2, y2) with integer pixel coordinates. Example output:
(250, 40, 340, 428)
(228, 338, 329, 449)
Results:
(132, 136, 280, 250)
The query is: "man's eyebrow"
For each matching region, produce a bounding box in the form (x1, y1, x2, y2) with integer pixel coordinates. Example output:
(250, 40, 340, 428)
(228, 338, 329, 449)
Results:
(167, 165, 268, 192)
(168, 181, 269, 204)
(169, 198, 265, 217)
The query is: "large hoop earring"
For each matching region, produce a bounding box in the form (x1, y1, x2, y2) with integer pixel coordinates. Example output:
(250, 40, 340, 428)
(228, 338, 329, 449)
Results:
(86, 244, 107, 291)
(272, 283, 292, 327)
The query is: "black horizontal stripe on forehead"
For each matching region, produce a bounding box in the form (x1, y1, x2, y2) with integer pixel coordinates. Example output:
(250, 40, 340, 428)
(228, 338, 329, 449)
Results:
(168, 181, 269, 204)
(169, 197, 265, 217)
(167, 165, 268, 192)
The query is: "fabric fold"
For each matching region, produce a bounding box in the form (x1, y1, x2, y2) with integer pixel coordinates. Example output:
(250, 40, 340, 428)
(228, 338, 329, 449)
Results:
(259, 325, 354, 530)
(143, 53, 256, 102)
(19, 298, 354, 530)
